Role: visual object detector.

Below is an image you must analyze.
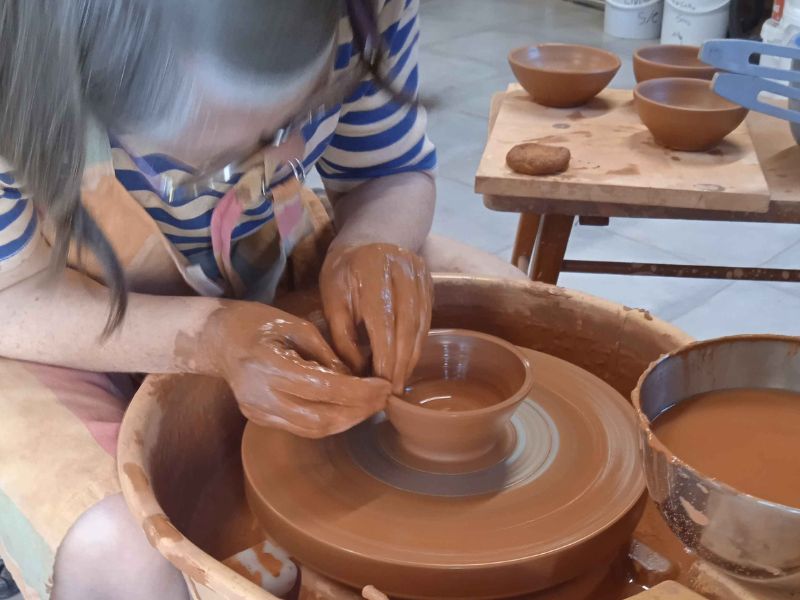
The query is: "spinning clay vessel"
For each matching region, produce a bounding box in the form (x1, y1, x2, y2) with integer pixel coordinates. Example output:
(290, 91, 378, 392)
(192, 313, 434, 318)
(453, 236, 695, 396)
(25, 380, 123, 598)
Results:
(243, 330, 646, 599)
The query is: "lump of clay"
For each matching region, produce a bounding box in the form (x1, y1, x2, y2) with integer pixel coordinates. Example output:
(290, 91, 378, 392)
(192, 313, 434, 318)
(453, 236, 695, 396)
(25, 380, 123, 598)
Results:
(506, 142, 570, 176)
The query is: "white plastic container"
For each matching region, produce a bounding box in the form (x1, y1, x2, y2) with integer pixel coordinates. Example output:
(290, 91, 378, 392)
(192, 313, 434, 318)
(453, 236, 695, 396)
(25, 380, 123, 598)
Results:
(760, 18, 799, 71)
(604, 0, 664, 40)
(661, 0, 731, 45)
(762, 0, 800, 70)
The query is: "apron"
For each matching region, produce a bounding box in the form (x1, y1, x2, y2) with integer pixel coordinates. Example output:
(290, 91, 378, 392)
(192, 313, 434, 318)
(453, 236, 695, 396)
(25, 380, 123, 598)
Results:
(0, 131, 335, 600)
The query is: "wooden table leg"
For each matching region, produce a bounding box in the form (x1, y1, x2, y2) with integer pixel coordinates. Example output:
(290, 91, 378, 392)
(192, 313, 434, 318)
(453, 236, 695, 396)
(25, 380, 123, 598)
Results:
(531, 215, 574, 284)
(511, 213, 542, 275)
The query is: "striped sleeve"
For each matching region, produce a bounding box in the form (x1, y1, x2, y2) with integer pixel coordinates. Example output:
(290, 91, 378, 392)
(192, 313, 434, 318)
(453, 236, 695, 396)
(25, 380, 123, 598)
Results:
(317, 0, 437, 192)
(0, 159, 44, 285)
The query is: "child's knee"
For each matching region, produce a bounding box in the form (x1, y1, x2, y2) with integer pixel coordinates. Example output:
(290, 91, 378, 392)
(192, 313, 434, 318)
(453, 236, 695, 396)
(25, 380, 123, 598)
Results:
(54, 494, 188, 600)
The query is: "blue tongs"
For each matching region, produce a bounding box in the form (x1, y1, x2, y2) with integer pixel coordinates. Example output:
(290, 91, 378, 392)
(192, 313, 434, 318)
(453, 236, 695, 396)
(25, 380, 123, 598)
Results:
(700, 37, 800, 124)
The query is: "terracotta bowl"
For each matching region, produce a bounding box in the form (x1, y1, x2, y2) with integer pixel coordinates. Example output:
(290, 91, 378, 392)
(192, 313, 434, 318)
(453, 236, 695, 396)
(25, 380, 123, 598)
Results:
(386, 329, 533, 464)
(508, 44, 621, 108)
(633, 45, 717, 83)
(634, 78, 749, 152)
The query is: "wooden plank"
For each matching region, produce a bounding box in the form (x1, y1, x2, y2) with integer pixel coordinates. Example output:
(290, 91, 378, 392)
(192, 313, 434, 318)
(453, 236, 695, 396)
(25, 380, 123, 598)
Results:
(475, 86, 771, 213)
(747, 106, 800, 208)
(626, 581, 706, 599)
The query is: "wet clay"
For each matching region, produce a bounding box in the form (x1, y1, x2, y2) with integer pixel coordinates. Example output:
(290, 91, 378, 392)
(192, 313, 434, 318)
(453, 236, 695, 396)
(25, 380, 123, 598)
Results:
(403, 378, 503, 411)
(653, 388, 800, 508)
(242, 348, 644, 599)
(387, 330, 532, 464)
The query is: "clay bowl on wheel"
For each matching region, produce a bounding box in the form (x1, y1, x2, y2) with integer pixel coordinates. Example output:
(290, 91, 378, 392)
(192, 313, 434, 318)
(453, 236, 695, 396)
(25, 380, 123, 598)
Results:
(633, 45, 717, 83)
(633, 335, 800, 588)
(634, 77, 748, 152)
(387, 329, 534, 465)
(508, 44, 621, 108)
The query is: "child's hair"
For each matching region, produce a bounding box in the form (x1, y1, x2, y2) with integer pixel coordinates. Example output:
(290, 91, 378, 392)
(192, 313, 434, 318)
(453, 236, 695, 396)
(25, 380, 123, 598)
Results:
(0, 0, 391, 333)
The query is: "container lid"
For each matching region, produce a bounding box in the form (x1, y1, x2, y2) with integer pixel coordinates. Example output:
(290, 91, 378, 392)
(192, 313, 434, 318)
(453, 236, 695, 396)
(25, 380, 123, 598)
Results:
(665, 0, 731, 13)
(606, 0, 662, 8)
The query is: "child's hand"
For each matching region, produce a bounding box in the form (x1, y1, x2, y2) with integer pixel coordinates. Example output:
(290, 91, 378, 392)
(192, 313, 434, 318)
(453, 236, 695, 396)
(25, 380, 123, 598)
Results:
(319, 243, 433, 395)
(200, 302, 390, 437)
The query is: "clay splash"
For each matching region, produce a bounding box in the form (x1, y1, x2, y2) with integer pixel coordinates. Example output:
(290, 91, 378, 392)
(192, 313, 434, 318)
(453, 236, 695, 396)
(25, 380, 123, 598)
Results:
(653, 388, 800, 508)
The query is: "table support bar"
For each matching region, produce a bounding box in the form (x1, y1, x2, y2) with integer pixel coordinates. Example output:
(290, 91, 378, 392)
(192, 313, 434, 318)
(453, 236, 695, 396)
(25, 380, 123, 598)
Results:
(561, 260, 800, 282)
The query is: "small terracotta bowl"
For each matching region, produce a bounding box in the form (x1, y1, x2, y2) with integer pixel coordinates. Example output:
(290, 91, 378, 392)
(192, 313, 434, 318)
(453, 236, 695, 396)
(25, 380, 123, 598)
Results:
(633, 45, 717, 83)
(386, 329, 533, 464)
(634, 78, 749, 152)
(508, 43, 621, 108)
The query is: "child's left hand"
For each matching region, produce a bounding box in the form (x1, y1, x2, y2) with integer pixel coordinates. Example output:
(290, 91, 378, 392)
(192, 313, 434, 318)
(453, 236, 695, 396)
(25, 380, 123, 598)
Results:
(319, 242, 433, 395)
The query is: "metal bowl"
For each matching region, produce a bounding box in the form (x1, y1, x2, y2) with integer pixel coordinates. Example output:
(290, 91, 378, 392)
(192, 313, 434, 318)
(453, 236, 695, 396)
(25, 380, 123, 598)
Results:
(632, 335, 800, 588)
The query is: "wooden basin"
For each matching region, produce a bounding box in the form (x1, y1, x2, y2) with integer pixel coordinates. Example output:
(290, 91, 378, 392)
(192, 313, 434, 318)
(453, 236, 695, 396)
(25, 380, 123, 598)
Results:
(118, 275, 691, 600)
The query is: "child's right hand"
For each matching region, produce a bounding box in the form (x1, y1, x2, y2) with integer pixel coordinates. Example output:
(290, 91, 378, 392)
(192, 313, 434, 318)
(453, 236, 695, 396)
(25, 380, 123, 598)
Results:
(199, 301, 391, 438)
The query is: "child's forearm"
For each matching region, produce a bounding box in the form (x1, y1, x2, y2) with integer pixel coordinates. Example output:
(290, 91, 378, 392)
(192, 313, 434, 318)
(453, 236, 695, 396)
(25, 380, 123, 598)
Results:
(327, 172, 435, 253)
(0, 267, 222, 374)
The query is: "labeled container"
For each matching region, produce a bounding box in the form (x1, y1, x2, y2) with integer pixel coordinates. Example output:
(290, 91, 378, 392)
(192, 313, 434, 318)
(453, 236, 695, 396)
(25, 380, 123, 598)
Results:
(605, 0, 664, 39)
(661, 0, 731, 45)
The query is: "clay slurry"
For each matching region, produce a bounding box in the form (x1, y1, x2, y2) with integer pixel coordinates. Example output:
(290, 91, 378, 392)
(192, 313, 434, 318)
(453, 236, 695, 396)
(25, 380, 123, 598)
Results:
(403, 379, 504, 411)
(653, 388, 800, 508)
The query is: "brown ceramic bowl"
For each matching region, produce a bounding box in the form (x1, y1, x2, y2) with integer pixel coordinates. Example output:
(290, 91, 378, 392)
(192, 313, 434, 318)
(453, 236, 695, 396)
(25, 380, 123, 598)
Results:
(508, 44, 621, 108)
(633, 45, 717, 83)
(386, 329, 533, 464)
(634, 78, 749, 152)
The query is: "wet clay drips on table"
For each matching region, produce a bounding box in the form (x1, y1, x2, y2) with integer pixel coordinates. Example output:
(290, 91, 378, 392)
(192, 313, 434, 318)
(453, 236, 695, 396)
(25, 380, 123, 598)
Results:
(653, 388, 800, 508)
(243, 347, 645, 599)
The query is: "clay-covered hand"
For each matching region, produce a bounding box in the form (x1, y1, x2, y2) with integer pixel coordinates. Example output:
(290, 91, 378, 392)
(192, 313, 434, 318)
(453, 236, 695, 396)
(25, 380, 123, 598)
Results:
(201, 302, 391, 438)
(319, 243, 433, 394)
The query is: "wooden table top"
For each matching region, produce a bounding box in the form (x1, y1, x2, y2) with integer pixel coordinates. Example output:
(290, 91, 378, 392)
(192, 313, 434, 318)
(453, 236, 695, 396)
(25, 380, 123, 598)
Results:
(477, 86, 800, 222)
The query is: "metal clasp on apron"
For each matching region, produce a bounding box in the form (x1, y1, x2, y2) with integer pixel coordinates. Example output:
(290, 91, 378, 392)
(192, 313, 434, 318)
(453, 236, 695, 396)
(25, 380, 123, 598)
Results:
(261, 157, 307, 201)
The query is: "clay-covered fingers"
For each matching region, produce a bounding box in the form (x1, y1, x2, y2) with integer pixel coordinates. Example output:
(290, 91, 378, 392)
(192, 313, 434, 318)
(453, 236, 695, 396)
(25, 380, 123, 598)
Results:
(270, 319, 345, 374)
(358, 263, 397, 386)
(389, 258, 426, 394)
(413, 264, 434, 378)
(239, 399, 377, 438)
(233, 358, 390, 438)
(323, 288, 368, 376)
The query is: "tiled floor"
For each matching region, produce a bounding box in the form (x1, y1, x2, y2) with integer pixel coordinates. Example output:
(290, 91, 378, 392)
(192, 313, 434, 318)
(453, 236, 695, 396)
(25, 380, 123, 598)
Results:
(418, 0, 800, 339)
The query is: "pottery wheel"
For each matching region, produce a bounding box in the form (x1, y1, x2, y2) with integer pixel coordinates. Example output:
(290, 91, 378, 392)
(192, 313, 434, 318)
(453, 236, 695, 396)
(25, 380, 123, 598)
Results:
(242, 350, 645, 599)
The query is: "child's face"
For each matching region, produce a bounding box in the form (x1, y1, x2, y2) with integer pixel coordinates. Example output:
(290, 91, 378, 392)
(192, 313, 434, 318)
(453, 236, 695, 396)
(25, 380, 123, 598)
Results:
(121, 38, 333, 171)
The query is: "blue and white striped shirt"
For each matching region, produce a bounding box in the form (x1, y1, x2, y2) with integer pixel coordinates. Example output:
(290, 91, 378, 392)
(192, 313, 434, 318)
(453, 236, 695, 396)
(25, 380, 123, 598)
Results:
(0, 0, 435, 285)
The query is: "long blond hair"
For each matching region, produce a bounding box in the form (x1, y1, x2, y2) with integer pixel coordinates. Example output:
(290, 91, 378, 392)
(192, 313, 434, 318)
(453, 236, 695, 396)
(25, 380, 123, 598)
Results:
(0, 0, 341, 331)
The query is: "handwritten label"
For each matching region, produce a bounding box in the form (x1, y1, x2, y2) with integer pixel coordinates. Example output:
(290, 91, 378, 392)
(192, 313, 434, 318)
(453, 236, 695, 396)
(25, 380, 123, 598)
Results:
(638, 7, 662, 25)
